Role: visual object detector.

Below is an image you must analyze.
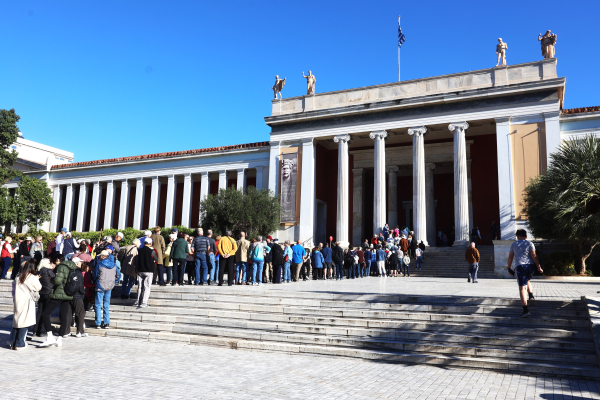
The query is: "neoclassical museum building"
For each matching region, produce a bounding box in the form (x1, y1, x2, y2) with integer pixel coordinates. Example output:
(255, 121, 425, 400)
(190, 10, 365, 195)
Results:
(8, 58, 600, 250)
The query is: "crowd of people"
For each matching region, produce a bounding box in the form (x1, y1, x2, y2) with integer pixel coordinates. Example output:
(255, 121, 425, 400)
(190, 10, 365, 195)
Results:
(3, 219, 540, 350)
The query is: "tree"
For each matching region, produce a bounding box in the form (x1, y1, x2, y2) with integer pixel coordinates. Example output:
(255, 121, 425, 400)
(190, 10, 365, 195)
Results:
(12, 175, 54, 230)
(199, 186, 281, 238)
(0, 109, 22, 183)
(522, 134, 600, 275)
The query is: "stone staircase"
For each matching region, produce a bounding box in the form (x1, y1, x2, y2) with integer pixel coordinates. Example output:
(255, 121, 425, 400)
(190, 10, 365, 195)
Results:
(407, 245, 496, 278)
(2, 280, 599, 379)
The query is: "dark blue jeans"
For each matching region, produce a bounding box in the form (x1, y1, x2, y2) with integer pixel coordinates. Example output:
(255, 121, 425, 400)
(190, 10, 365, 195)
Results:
(335, 261, 344, 279)
(1, 257, 11, 279)
(9, 327, 28, 348)
(195, 253, 208, 284)
(121, 273, 135, 296)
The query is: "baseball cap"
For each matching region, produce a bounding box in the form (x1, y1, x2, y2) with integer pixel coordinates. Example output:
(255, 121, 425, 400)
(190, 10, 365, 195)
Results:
(146, 238, 153, 244)
(172, 227, 179, 232)
(267, 236, 273, 240)
(117, 232, 124, 238)
(106, 245, 114, 252)
(100, 250, 110, 257)
(61, 228, 67, 232)
(71, 257, 82, 264)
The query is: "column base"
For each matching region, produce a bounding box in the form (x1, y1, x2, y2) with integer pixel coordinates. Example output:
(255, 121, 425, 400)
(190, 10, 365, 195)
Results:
(452, 240, 469, 247)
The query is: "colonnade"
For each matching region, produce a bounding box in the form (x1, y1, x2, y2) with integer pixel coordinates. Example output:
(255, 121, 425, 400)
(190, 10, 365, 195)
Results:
(340, 122, 472, 247)
(49, 167, 265, 232)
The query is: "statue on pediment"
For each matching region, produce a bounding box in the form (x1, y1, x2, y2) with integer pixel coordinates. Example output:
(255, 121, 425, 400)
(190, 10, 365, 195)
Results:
(302, 70, 316, 95)
(271, 75, 286, 99)
(496, 38, 508, 66)
(538, 30, 557, 59)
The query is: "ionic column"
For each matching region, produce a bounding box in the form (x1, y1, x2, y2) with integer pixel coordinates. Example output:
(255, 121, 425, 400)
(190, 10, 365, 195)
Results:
(89, 181, 101, 232)
(199, 172, 209, 226)
(467, 160, 474, 232)
(408, 126, 428, 245)
(165, 174, 176, 227)
(182, 173, 193, 228)
(425, 163, 436, 247)
(299, 138, 315, 247)
(132, 177, 145, 230)
(255, 167, 263, 190)
(495, 117, 515, 240)
(63, 183, 74, 231)
(218, 170, 227, 191)
(449, 122, 470, 246)
(370, 130, 388, 236)
(386, 165, 399, 229)
(352, 168, 365, 247)
(76, 183, 88, 232)
(333, 134, 351, 248)
(236, 168, 245, 191)
(118, 179, 129, 229)
(50, 185, 62, 232)
(103, 180, 115, 229)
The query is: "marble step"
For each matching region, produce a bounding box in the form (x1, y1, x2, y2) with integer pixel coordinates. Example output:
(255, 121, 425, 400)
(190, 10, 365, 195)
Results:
(48, 325, 600, 379)
(77, 308, 593, 350)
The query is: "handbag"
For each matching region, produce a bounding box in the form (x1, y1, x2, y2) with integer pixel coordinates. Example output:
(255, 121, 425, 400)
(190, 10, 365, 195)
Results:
(403, 255, 411, 265)
(28, 282, 40, 302)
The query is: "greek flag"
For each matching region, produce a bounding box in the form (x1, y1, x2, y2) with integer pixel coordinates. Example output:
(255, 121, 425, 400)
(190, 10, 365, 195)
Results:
(398, 26, 406, 48)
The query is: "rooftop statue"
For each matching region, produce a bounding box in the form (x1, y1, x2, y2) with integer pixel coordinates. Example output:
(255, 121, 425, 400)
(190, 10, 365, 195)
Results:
(271, 75, 286, 100)
(496, 38, 508, 66)
(302, 70, 316, 95)
(538, 30, 557, 59)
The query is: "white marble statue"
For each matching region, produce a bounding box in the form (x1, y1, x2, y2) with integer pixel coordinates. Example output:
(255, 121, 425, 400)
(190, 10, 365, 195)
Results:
(496, 38, 508, 66)
(302, 70, 316, 95)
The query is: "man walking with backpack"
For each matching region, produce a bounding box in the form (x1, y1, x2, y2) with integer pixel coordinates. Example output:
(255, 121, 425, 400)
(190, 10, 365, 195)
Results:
(92, 249, 121, 329)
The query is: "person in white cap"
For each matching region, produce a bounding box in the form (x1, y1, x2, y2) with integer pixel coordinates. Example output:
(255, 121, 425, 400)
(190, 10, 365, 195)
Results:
(138, 230, 152, 248)
(136, 238, 157, 307)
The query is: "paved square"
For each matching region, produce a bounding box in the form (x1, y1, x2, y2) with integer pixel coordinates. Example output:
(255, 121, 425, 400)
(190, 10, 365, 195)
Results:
(2, 329, 600, 400)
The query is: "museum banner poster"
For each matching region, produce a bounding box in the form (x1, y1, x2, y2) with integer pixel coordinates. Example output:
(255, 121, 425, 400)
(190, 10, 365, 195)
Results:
(280, 153, 298, 222)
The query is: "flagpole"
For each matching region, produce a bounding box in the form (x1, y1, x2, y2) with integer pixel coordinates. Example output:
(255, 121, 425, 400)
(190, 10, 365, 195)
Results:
(398, 15, 401, 82)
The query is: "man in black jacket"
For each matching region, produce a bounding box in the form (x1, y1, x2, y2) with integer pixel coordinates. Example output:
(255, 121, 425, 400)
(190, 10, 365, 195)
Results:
(67, 257, 88, 337)
(332, 242, 344, 280)
(137, 238, 158, 308)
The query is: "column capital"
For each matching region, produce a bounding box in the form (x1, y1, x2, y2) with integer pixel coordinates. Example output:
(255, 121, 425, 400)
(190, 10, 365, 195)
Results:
(426, 163, 436, 170)
(386, 165, 399, 173)
(200, 171, 209, 177)
(301, 137, 314, 145)
(217, 170, 226, 174)
(119, 178, 128, 184)
(369, 130, 388, 140)
(167, 174, 175, 179)
(448, 122, 469, 133)
(254, 166, 263, 171)
(333, 134, 352, 144)
(408, 126, 427, 137)
(105, 179, 114, 185)
(183, 172, 192, 178)
(135, 177, 144, 182)
(269, 140, 280, 148)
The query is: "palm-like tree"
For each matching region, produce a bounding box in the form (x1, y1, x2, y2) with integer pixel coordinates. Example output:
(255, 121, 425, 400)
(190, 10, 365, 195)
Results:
(523, 134, 600, 275)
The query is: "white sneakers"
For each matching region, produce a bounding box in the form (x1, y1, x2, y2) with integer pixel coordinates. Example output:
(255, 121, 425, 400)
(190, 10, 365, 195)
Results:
(39, 332, 58, 347)
(74, 332, 88, 338)
(56, 337, 62, 347)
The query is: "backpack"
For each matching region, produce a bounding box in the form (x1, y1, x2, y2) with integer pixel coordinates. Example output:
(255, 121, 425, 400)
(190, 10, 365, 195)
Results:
(64, 268, 83, 296)
(344, 252, 354, 265)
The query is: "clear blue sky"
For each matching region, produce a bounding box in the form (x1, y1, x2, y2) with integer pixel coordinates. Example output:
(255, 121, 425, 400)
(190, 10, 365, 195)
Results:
(2, 0, 598, 162)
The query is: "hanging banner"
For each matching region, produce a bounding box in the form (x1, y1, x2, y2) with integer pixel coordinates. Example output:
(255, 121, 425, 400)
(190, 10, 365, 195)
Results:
(280, 153, 298, 222)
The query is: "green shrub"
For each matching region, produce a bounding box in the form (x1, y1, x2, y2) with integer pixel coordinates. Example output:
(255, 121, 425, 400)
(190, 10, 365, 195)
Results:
(540, 251, 577, 276)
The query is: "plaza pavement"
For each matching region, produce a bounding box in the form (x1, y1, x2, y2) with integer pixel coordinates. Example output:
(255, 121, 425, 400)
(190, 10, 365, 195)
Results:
(2, 276, 600, 399)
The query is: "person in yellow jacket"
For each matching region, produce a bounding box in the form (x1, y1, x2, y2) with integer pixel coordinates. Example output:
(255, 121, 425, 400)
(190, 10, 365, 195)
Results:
(218, 230, 238, 286)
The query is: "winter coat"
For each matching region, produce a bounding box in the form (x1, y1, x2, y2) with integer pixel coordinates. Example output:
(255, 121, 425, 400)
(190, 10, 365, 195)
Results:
(49, 260, 78, 301)
(332, 245, 344, 263)
(93, 254, 121, 292)
(250, 242, 271, 262)
(399, 238, 409, 252)
(465, 247, 480, 263)
(150, 233, 166, 264)
(12, 273, 42, 328)
(163, 243, 173, 267)
(63, 238, 76, 255)
(171, 238, 188, 260)
(83, 271, 95, 298)
(38, 267, 56, 296)
(311, 250, 325, 268)
(235, 238, 251, 262)
(121, 245, 139, 278)
(271, 244, 285, 266)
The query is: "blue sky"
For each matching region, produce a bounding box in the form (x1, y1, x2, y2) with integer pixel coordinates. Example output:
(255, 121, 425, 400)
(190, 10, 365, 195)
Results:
(2, 0, 598, 162)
